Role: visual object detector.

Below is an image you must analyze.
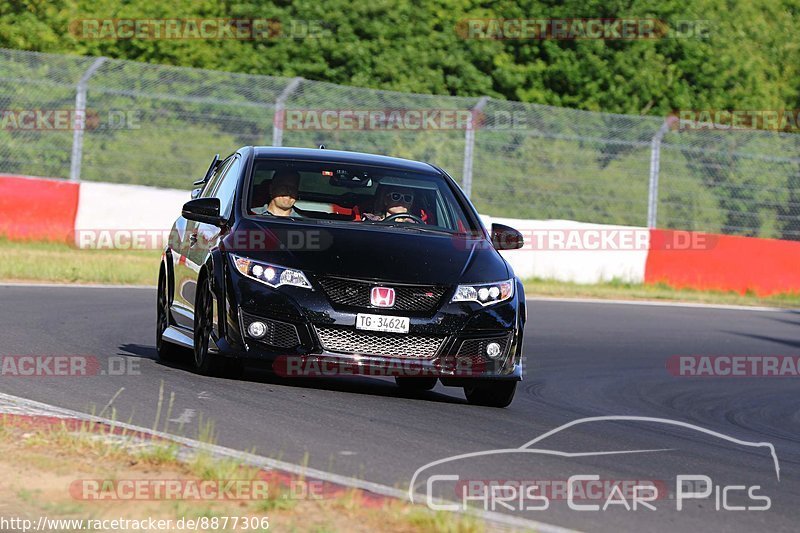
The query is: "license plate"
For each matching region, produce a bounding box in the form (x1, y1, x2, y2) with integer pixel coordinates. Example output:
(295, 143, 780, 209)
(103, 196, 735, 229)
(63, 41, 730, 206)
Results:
(355, 313, 410, 334)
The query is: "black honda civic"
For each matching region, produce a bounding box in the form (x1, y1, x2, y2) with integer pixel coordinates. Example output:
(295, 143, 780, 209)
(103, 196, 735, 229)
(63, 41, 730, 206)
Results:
(157, 146, 526, 407)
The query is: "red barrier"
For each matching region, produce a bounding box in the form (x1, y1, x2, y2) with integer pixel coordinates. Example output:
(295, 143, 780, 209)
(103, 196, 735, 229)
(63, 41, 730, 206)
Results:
(2, 174, 799, 298)
(645, 229, 800, 296)
(0, 175, 80, 241)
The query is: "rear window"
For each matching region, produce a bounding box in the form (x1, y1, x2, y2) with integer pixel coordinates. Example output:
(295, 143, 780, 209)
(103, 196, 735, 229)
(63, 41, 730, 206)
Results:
(247, 159, 475, 233)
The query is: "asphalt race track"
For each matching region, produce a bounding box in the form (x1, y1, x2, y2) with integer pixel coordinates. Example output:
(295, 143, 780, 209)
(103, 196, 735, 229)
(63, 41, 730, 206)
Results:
(2, 284, 799, 532)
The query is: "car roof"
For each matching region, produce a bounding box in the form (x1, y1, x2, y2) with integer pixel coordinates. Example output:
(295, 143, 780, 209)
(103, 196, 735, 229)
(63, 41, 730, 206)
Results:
(250, 146, 440, 174)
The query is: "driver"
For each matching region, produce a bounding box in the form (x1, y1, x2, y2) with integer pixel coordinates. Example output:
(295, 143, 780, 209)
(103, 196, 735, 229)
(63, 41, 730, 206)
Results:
(252, 169, 303, 217)
(362, 187, 419, 222)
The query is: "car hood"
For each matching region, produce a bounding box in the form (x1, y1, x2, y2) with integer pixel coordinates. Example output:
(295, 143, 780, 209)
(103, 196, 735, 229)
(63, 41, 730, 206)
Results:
(223, 220, 509, 285)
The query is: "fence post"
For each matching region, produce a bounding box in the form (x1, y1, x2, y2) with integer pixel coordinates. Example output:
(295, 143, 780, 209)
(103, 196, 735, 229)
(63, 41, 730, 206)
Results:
(69, 57, 107, 181)
(461, 96, 489, 198)
(647, 119, 672, 228)
(272, 77, 303, 147)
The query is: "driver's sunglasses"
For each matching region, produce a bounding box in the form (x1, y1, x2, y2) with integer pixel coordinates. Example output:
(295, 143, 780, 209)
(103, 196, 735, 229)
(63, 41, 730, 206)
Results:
(387, 192, 414, 203)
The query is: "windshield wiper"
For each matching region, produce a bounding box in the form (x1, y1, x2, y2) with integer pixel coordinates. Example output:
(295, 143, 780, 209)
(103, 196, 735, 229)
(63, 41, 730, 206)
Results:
(377, 223, 453, 235)
(254, 212, 298, 221)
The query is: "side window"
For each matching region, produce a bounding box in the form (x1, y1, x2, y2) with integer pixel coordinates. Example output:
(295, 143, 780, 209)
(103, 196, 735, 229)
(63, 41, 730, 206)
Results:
(200, 157, 233, 199)
(213, 156, 243, 220)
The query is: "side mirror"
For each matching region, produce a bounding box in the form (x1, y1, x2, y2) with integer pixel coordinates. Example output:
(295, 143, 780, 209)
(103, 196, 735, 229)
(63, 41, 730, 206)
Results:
(491, 223, 524, 250)
(191, 187, 202, 199)
(182, 198, 223, 226)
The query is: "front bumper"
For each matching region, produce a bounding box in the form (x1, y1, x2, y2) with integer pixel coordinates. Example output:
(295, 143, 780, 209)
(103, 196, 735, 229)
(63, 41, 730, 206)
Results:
(219, 261, 524, 380)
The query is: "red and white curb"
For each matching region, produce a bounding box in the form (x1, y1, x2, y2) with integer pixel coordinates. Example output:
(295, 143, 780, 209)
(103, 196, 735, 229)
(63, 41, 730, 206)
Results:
(0, 391, 575, 533)
(8, 173, 800, 296)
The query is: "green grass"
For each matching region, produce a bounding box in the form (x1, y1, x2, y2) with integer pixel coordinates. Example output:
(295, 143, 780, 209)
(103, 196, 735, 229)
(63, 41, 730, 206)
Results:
(402, 508, 485, 533)
(136, 442, 181, 465)
(0, 238, 161, 285)
(3, 238, 799, 308)
(524, 277, 800, 308)
(1, 420, 490, 532)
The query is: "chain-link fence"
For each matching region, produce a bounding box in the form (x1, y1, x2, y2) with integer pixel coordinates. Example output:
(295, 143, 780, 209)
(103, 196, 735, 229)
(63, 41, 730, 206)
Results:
(2, 47, 799, 239)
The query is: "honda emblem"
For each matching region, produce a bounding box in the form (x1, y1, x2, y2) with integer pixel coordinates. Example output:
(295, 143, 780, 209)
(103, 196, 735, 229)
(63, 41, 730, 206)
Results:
(370, 287, 396, 307)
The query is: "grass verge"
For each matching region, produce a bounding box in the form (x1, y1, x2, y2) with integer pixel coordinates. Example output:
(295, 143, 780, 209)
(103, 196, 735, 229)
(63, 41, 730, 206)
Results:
(2, 238, 797, 309)
(0, 418, 488, 532)
(0, 238, 160, 285)
(524, 278, 800, 308)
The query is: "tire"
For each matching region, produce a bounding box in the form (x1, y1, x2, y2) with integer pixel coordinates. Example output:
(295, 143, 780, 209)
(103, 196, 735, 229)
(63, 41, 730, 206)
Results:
(193, 273, 223, 376)
(156, 268, 184, 362)
(395, 376, 437, 391)
(464, 380, 517, 408)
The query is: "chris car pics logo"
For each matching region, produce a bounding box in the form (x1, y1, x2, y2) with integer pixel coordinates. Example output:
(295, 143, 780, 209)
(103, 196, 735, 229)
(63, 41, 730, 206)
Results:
(409, 416, 778, 513)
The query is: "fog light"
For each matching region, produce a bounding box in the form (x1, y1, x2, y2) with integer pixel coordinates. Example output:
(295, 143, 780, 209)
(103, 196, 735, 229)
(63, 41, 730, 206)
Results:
(486, 342, 502, 359)
(247, 321, 267, 339)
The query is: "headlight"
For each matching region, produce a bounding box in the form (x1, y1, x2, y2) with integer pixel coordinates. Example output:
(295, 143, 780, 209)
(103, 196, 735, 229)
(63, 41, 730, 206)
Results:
(451, 279, 514, 306)
(232, 254, 312, 290)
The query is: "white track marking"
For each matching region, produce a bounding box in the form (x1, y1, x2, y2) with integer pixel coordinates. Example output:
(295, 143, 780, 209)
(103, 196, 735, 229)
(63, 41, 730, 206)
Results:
(0, 282, 154, 290)
(168, 408, 196, 425)
(528, 296, 792, 312)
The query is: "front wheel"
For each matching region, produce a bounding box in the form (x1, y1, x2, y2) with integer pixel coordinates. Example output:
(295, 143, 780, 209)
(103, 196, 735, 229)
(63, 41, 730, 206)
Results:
(193, 274, 221, 375)
(192, 274, 244, 378)
(464, 381, 517, 408)
(156, 268, 183, 362)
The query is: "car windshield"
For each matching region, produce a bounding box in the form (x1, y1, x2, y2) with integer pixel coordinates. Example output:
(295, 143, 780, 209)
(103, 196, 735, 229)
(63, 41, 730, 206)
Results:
(247, 158, 476, 233)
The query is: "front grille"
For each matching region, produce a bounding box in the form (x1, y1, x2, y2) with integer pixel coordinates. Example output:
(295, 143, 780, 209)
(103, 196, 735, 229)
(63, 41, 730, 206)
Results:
(240, 311, 301, 349)
(314, 326, 444, 359)
(317, 277, 448, 313)
(456, 334, 512, 360)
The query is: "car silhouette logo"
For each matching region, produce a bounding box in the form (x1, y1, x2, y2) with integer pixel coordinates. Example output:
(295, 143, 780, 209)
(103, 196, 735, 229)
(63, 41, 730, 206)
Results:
(371, 287, 395, 307)
(408, 415, 781, 507)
